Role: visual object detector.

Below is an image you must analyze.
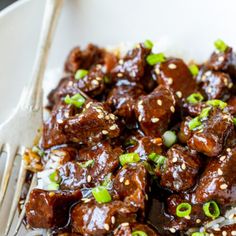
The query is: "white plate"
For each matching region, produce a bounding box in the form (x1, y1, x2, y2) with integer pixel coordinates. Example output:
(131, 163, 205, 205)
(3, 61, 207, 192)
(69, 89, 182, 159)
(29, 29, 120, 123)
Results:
(1, 0, 236, 235)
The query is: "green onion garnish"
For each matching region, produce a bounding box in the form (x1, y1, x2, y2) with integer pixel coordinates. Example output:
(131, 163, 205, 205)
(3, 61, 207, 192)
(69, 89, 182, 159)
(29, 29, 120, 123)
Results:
(144, 39, 154, 49)
(203, 201, 220, 219)
(206, 99, 227, 109)
(148, 153, 167, 168)
(75, 69, 88, 80)
(92, 186, 112, 203)
(233, 117, 236, 126)
(186, 93, 204, 104)
(146, 53, 166, 66)
(162, 130, 177, 148)
(189, 64, 199, 76)
(188, 117, 202, 131)
(64, 93, 85, 108)
(132, 231, 148, 236)
(49, 171, 61, 184)
(199, 107, 211, 120)
(103, 76, 110, 84)
(32, 146, 45, 157)
(101, 173, 112, 187)
(214, 39, 228, 52)
(192, 233, 205, 236)
(119, 153, 140, 166)
(176, 202, 192, 217)
(143, 161, 156, 175)
(47, 182, 59, 191)
(78, 160, 94, 168)
(124, 139, 137, 147)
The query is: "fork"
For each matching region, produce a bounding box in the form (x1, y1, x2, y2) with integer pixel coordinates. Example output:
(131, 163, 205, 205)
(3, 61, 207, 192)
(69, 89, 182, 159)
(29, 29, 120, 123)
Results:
(0, 0, 63, 235)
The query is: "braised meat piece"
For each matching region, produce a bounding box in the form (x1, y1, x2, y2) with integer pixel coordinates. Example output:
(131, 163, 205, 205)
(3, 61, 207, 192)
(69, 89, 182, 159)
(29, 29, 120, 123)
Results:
(71, 200, 137, 235)
(178, 117, 193, 144)
(228, 96, 236, 115)
(65, 44, 106, 73)
(59, 141, 122, 189)
(26, 189, 82, 229)
(134, 85, 176, 137)
(183, 102, 206, 117)
(195, 147, 236, 205)
(113, 163, 148, 213)
(153, 58, 197, 101)
(107, 80, 145, 120)
(206, 46, 236, 80)
(198, 70, 232, 100)
(111, 43, 150, 81)
(158, 145, 200, 192)
(63, 101, 120, 145)
(187, 107, 234, 157)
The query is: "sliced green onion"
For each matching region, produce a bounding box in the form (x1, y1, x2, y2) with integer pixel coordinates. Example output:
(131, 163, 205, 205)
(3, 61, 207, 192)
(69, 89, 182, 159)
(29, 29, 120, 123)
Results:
(186, 93, 204, 104)
(78, 160, 94, 168)
(64, 93, 85, 108)
(206, 99, 227, 109)
(233, 117, 236, 126)
(148, 153, 167, 167)
(203, 201, 220, 219)
(32, 146, 45, 157)
(144, 39, 154, 49)
(192, 232, 205, 236)
(189, 64, 199, 76)
(162, 131, 177, 148)
(49, 171, 61, 184)
(92, 186, 112, 203)
(47, 182, 59, 191)
(103, 76, 110, 84)
(124, 139, 137, 147)
(146, 53, 166, 66)
(119, 153, 140, 166)
(199, 107, 211, 120)
(214, 39, 228, 52)
(188, 117, 202, 130)
(143, 161, 156, 175)
(132, 231, 148, 236)
(176, 202, 192, 217)
(75, 69, 88, 80)
(102, 173, 112, 187)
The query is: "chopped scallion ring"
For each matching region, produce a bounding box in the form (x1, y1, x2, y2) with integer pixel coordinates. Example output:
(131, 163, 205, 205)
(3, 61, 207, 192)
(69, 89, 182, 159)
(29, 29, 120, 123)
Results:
(49, 171, 61, 184)
(78, 160, 94, 168)
(148, 153, 167, 167)
(103, 76, 110, 84)
(186, 93, 204, 104)
(132, 231, 148, 236)
(214, 39, 228, 52)
(119, 153, 140, 166)
(146, 53, 166, 66)
(192, 232, 205, 236)
(144, 39, 154, 49)
(203, 200, 220, 219)
(47, 182, 59, 191)
(199, 107, 211, 120)
(176, 202, 192, 217)
(75, 69, 88, 80)
(92, 186, 112, 203)
(64, 93, 85, 108)
(162, 130, 177, 148)
(32, 146, 45, 157)
(124, 139, 137, 147)
(206, 99, 227, 109)
(233, 117, 236, 126)
(189, 64, 199, 76)
(188, 117, 202, 130)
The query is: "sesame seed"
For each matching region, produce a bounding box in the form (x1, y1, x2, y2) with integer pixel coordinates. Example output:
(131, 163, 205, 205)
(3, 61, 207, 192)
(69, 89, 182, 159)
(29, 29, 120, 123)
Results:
(181, 163, 186, 170)
(218, 168, 223, 175)
(229, 213, 235, 219)
(111, 216, 115, 224)
(205, 71, 212, 77)
(109, 114, 116, 120)
(231, 231, 236, 235)
(220, 183, 228, 190)
(96, 64, 102, 69)
(151, 117, 159, 123)
(170, 106, 175, 113)
(145, 194, 148, 200)
(138, 115, 142, 122)
(209, 233, 214, 236)
(229, 82, 233, 88)
(49, 192, 55, 197)
(117, 73, 123, 77)
(172, 157, 178, 163)
(104, 223, 110, 231)
(223, 77, 228, 86)
(176, 91, 182, 98)
(220, 156, 226, 161)
(207, 87, 212, 93)
(169, 228, 176, 233)
(227, 148, 231, 153)
(86, 102, 92, 108)
(184, 215, 190, 220)
(168, 63, 177, 69)
(121, 222, 129, 227)
(87, 175, 92, 183)
(155, 67, 160, 75)
(119, 177, 124, 183)
(125, 180, 130, 185)
(157, 99, 162, 106)
(196, 219, 201, 223)
(222, 231, 227, 236)
(110, 125, 117, 130)
(218, 56, 224, 62)
(57, 119, 63, 124)
(201, 75, 206, 81)
(102, 130, 108, 135)
(82, 198, 91, 203)
(96, 77, 102, 81)
(167, 78, 173, 85)
(214, 228, 220, 231)
(105, 115, 110, 120)
(92, 80, 99, 86)
(98, 114, 104, 119)
(118, 59, 124, 65)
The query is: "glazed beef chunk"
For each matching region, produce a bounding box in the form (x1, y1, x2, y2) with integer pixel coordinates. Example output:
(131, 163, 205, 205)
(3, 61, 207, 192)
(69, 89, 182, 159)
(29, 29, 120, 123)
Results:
(59, 141, 122, 189)
(178, 117, 193, 144)
(107, 80, 145, 120)
(153, 58, 197, 101)
(111, 43, 150, 81)
(26, 189, 81, 229)
(195, 147, 236, 205)
(158, 145, 200, 192)
(134, 85, 176, 137)
(228, 96, 236, 115)
(187, 107, 234, 157)
(71, 200, 137, 235)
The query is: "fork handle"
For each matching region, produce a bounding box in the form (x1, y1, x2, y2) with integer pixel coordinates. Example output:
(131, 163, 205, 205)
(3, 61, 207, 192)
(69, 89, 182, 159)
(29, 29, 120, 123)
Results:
(25, 0, 64, 110)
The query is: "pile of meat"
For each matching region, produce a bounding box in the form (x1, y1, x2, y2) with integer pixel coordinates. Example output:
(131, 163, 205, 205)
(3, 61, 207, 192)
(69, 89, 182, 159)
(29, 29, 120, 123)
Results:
(24, 41, 236, 235)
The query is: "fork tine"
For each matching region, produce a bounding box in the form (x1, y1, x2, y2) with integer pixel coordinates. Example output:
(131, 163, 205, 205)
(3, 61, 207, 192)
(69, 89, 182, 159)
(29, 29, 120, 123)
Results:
(4, 160, 27, 236)
(0, 146, 17, 206)
(13, 174, 37, 236)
